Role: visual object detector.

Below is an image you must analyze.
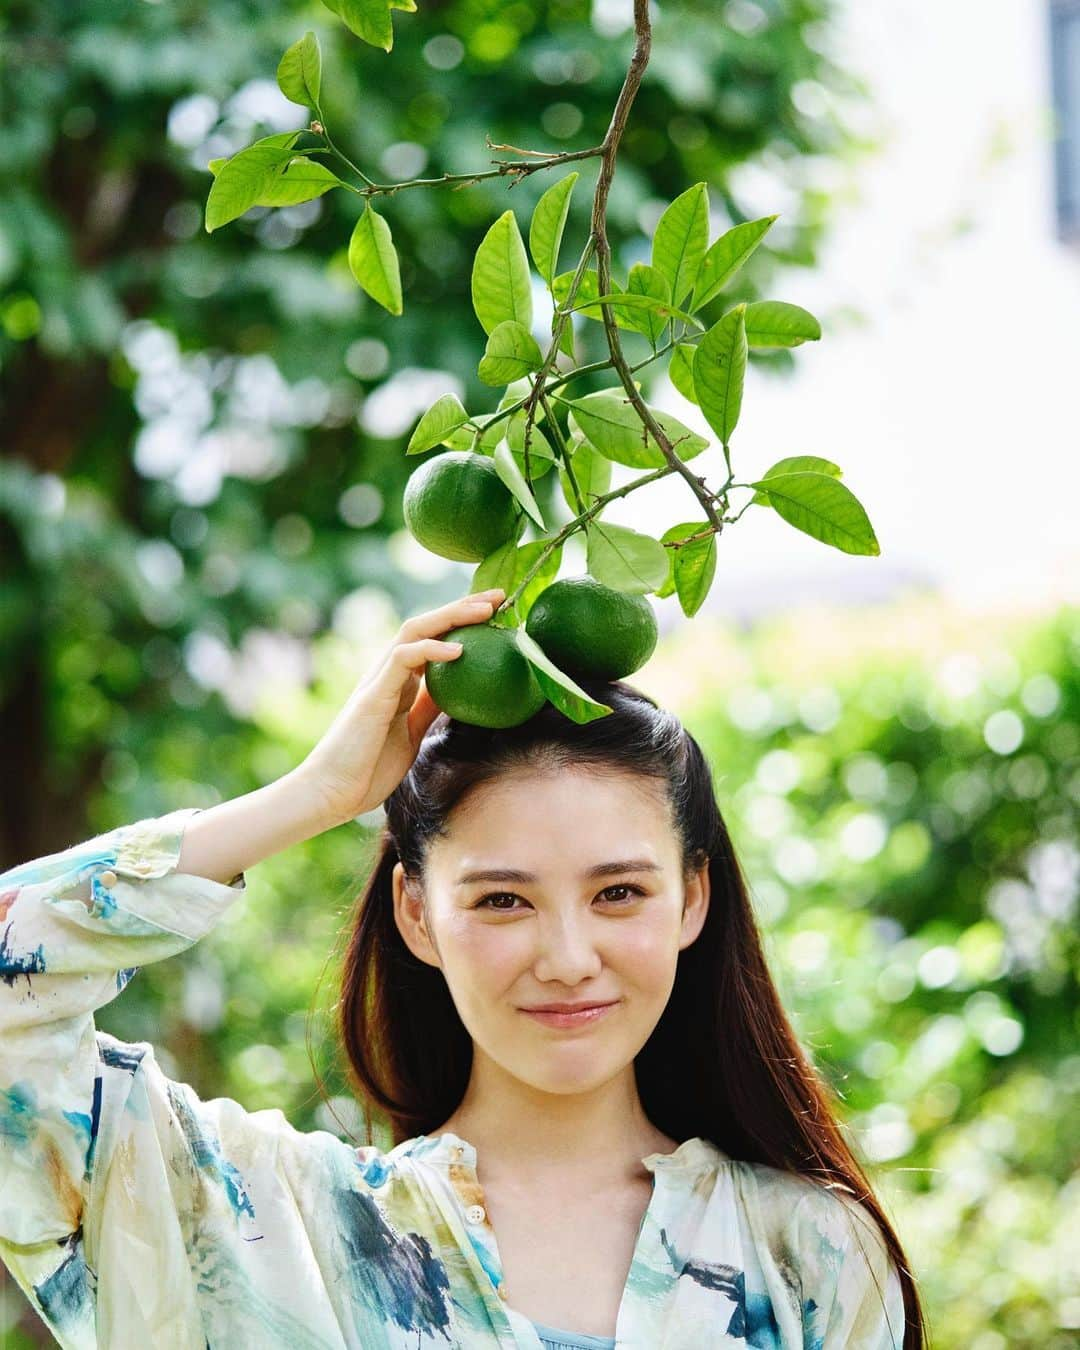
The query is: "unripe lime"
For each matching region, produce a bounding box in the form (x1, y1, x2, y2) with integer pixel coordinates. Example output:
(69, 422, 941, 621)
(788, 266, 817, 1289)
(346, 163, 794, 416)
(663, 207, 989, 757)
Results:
(426, 623, 547, 728)
(524, 576, 658, 679)
(403, 451, 520, 562)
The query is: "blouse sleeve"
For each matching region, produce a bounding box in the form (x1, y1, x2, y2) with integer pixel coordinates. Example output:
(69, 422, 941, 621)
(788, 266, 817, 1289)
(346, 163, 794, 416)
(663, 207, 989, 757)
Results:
(795, 1187, 907, 1350)
(0, 807, 249, 1343)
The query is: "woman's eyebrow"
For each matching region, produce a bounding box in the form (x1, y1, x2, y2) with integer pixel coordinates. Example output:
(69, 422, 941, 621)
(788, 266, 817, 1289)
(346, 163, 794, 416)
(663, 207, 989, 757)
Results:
(454, 860, 662, 886)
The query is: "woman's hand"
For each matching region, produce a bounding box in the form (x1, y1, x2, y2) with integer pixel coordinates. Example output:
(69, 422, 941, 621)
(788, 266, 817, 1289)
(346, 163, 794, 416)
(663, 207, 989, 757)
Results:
(293, 587, 506, 829)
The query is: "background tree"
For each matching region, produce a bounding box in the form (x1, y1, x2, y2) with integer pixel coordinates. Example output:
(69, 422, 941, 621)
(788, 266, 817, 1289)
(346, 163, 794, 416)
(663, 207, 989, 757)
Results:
(0, 0, 868, 866)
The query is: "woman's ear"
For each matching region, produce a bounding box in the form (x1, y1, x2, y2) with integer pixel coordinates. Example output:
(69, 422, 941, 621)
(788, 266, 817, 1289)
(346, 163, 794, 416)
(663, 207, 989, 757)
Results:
(677, 857, 710, 951)
(391, 861, 442, 968)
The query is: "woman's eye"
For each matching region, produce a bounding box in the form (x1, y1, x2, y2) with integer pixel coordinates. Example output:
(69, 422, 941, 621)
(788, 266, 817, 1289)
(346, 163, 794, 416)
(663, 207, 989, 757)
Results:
(476, 892, 522, 911)
(601, 884, 644, 904)
(474, 885, 644, 911)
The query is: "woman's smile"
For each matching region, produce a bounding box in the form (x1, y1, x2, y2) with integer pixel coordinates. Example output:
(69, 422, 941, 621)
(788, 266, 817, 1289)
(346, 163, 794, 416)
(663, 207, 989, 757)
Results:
(519, 1000, 620, 1029)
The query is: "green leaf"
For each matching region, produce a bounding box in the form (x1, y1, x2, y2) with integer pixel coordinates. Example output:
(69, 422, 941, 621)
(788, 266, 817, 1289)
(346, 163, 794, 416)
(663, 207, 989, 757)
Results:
(577, 287, 703, 333)
(622, 264, 671, 345)
(690, 214, 779, 312)
(406, 393, 470, 455)
(693, 304, 747, 445)
(202, 132, 337, 230)
(506, 412, 556, 479)
(529, 172, 578, 286)
(585, 520, 670, 594)
(321, 0, 395, 51)
(493, 437, 546, 530)
(471, 209, 533, 337)
(668, 342, 698, 405)
(744, 300, 821, 348)
(747, 471, 880, 556)
(656, 521, 716, 615)
(277, 31, 322, 108)
(207, 158, 227, 176)
(478, 320, 544, 386)
(514, 628, 614, 724)
(552, 270, 635, 330)
(472, 538, 521, 598)
(749, 455, 842, 506)
(473, 539, 563, 621)
(650, 182, 709, 309)
(558, 438, 612, 515)
(348, 202, 402, 315)
(565, 389, 708, 469)
(555, 310, 576, 361)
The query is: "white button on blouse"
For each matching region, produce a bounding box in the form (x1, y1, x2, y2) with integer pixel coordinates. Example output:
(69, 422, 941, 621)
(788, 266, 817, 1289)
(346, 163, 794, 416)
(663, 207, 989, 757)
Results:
(464, 1204, 486, 1224)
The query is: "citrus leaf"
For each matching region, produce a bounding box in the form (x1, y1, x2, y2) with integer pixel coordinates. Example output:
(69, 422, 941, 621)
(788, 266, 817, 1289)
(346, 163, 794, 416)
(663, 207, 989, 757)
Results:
(406, 393, 470, 456)
(472, 538, 522, 596)
(659, 522, 717, 617)
(529, 172, 579, 286)
(655, 521, 698, 598)
(556, 310, 576, 361)
(693, 304, 747, 445)
(471, 209, 533, 337)
(744, 300, 821, 348)
(749, 455, 842, 506)
(514, 628, 614, 723)
(650, 182, 709, 309)
(558, 438, 612, 515)
(747, 471, 880, 556)
(207, 158, 227, 176)
(668, 342, 698, 405)
(389, 0, 416, 9)
(512, 540, 563, 617)
(566, 389, 708, 469)
(552, 270, 635, 329)
(277, 31, 322, 108)
(585, 520, 669, 594)
(622, 263, 671, 345)
(493, 437, 546, 530)
(478, 319, 544, 386)
(690, 214, 779, 312)
(205, 132, 303, 231)
(321, 0, 395, 51)
(348, 202, 402, 315)
(578, 288, 704, 333)
(506, 412, 556, 479)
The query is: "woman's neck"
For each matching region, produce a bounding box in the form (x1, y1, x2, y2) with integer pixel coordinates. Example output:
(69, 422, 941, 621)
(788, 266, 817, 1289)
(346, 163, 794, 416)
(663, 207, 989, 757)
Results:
(432, 1054, 678, 1184)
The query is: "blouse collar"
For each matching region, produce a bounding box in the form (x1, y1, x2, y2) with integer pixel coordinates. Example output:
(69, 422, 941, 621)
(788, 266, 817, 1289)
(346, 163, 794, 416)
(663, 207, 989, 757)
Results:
(399, 1130, 725, 1176)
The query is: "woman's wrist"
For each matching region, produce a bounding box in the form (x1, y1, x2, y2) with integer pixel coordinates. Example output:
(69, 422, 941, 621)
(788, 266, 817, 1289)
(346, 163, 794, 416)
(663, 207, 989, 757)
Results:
(176, 769, 340, 885)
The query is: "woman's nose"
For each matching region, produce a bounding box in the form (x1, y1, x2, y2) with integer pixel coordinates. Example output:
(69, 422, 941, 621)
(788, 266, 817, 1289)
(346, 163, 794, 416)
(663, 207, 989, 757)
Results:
(531, 914, 603, 982)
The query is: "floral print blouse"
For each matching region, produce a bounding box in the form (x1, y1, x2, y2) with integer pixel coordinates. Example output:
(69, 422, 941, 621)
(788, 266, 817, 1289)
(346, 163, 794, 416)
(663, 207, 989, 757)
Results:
(0, 808, 906, 1348)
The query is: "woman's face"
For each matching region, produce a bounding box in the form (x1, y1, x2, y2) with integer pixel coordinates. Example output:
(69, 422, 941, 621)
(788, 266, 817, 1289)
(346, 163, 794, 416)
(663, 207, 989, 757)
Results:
(391, 768, 710, 1097)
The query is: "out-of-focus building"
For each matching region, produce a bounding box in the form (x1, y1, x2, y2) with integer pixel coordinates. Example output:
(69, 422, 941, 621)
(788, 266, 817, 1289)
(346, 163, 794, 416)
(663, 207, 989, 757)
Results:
(616, 0, 1080, 630)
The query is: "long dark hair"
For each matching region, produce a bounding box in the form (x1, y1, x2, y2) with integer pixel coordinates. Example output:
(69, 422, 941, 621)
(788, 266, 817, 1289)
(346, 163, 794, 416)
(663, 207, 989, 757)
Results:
(333, 676, 926, 1348)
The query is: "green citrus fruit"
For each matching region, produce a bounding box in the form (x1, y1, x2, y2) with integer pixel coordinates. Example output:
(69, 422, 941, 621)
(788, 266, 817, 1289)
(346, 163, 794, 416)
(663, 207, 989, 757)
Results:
(403, 450, 521, 562)
(426, 623, 547, 728)
(524, 576, 658, 679)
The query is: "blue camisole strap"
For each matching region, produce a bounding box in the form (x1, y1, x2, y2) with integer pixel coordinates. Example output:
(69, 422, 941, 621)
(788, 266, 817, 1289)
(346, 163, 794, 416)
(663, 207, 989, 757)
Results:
(531, 1321, 618, 1350)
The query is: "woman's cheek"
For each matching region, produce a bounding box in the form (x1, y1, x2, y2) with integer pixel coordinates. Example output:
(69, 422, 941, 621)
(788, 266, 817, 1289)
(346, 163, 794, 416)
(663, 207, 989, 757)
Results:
(442, 914, 528, 988)
(610, 913, 681, 989)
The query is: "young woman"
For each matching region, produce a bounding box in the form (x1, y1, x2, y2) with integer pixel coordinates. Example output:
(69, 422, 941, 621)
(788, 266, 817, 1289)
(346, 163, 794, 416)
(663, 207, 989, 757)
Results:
(0, 587, 926, 1349)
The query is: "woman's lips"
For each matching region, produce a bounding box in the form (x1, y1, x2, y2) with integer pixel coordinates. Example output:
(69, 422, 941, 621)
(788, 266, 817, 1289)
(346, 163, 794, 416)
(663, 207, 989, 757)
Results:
(520, 1002, 618, 1029)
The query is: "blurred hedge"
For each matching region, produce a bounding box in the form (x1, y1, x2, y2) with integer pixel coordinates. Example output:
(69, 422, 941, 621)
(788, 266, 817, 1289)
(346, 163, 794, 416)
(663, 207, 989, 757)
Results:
(2, 592, 1067, 1348)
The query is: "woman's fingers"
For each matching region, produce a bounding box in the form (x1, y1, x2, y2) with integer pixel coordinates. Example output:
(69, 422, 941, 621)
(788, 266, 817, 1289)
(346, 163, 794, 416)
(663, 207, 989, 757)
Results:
(398, 588, 504, 642)
(406, 676, 442, 747)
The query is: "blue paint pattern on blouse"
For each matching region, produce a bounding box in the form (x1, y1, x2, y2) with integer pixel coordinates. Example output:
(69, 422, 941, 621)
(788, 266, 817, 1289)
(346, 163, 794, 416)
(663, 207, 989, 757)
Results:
(0, 809, 906, 1348)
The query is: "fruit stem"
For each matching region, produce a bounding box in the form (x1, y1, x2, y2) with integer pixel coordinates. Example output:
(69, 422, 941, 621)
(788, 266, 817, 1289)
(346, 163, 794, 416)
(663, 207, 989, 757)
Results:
(499, 461, 676, 614)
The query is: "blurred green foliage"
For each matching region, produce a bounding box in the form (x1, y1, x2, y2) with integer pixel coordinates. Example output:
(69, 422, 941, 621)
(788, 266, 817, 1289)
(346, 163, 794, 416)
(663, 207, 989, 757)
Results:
(0, 0, 864, 867)
(10, 4, 1074, 1349)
